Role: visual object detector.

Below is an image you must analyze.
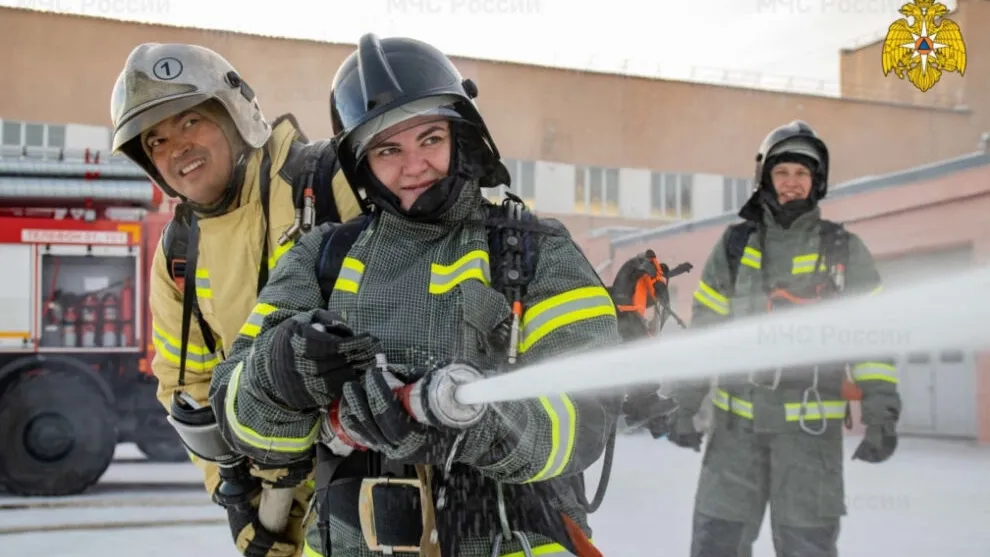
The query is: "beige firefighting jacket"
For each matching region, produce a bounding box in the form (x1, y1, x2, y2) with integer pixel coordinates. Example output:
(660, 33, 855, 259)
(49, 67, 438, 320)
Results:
(148, 116, 363, 554)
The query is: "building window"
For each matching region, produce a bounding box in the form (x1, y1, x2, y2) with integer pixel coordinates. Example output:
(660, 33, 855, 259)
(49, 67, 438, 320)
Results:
(47, 125, 66, 149)
(679, 174, 693, 219)
(25, 123, 44, 147)
(604, 168, 620, 216)
(650, 172, 694, 219)
(576, 166, 620, 215)
(0, 120, 69, 151)
(722, 177, 754, 212)
(574, 166, 587, 213)
(1, 121, 21, 146)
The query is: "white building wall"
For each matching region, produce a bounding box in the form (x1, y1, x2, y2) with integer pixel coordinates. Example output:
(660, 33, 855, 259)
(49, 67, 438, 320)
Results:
(691, 173, 728, 220)
(534, 161, 575, 214)
(65, 124, 111, 151)
(618, 168, 651, 219)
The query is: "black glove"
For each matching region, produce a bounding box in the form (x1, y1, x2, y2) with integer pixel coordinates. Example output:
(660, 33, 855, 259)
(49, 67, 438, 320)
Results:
(225, 498, 297, 557)
(330, 369, 457, 464)
(269, 309, 379, 409)
(623, 386, 678, 439)
(666, 414, 704, 452)
(852, 423, 898, 463)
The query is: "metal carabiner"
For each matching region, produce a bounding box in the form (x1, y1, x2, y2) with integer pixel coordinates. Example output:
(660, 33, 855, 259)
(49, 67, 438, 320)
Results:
(490, 529, 536, 557)
(748, 368, 782, 390)
(799, 366, 827, 436)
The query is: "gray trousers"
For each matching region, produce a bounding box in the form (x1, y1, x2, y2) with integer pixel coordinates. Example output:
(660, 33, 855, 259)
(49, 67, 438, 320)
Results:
(689, 414, 846, 557)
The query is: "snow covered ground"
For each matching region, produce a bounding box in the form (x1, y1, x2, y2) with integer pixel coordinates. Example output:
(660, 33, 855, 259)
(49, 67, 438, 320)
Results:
(2, 435, 988, 556)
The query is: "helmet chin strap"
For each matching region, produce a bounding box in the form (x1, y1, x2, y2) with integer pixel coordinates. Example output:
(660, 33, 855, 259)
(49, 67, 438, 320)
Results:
(759, 187, 816, 229)
(184, 151, 248, 218)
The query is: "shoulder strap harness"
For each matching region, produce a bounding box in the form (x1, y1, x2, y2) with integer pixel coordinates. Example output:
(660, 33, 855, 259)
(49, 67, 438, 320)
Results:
(723, 218, 849, 300)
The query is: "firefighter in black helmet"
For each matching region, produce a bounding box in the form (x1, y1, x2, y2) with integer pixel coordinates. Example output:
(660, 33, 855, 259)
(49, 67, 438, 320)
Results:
(210, 33, 620, 557)
(665, 120, 902, 557)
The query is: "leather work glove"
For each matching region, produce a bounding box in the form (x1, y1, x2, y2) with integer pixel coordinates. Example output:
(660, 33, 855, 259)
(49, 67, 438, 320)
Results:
(623, 384, 679, 439)
(225, 494, 297, 557)
(269, 309, 380, 409)
(666, 413, 704, 452)
(852, 423, 898, 463)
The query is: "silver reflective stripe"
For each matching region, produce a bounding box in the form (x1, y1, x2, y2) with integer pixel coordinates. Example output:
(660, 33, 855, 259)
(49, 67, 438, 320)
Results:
(525, 394, 576, 483)
(223, 362, 319, 454)
(784, 401, 846, 421)
(741, 247, 762, 269)
(152, 328, 216, 365)
(520, 291, 612, 348)
(429, 251, 490, 294)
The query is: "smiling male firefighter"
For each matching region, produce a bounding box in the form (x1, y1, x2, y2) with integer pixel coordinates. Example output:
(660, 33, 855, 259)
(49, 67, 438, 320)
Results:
(664, 120, 902, 557)
(110, 43, 366, 557)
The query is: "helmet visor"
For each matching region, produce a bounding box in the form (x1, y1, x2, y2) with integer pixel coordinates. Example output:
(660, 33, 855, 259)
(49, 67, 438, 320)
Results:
(343, 94, 464, 164)
(766, 137, 822, 166)
(112, 93, 210, 154)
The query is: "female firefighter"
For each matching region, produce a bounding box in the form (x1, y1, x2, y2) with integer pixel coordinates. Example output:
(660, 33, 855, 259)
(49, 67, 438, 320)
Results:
(209, 33, 622, 557)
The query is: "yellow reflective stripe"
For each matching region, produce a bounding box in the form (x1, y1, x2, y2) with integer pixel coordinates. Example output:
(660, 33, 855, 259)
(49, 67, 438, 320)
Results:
(784, 400, 847, 421)
(713, 389, 846, 421)
(151, 323, 219, 372)
(501, 539, 594, 557)
(711, 389, 753, 419)
(518, 286, 615, 353)
(195, 268, 212, 299)
(852, 362, 898, 383)
(429, 250, 490, 294)
(741, 246, 761, 269)
(224, 361, 319, 454)
(238, 303, 278, 338)
(268, 240, 295, 269)
(693, 281, 729, 316)
(152, 323, 213, 355)
(334, 257, 365, 294)
(524, 394, 577, 483)
(302, 541, 323, 557)
(870, 285, 884, 295)
(792, 253, 826, 275)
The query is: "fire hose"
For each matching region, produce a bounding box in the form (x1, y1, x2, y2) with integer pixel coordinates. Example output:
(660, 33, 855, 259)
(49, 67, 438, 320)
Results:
(166, 393, 294, 535)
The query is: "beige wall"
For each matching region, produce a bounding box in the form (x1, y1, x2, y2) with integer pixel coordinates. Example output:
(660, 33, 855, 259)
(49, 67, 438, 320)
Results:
(0, 4, 988, 188)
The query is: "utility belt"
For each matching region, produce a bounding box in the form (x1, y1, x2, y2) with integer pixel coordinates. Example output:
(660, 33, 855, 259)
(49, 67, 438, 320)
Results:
(713, 365, 851, 436)
(313, 445, 591, 557)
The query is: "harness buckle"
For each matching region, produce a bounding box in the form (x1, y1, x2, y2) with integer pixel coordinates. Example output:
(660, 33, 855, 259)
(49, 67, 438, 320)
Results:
(357, 477, 423, 554)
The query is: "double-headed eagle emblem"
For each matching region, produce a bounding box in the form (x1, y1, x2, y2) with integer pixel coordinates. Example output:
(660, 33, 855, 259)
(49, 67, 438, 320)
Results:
(881, 0, 967, 92)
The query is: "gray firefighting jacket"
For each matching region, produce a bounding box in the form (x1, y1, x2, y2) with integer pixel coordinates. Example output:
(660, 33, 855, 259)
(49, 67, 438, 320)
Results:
(209, 183, 622, 556)
(671, 205, 901, 434)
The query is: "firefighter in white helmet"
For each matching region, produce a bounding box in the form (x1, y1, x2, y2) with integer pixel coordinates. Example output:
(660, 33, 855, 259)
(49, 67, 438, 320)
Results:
(110, 42, 367, 557)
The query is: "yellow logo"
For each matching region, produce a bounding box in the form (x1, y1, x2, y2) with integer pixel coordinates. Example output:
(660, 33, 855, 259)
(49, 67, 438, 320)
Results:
(881, 0, 966, 92)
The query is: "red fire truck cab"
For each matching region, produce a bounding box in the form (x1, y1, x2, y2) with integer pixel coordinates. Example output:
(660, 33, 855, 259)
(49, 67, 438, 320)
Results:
(0, 147, 186, 497)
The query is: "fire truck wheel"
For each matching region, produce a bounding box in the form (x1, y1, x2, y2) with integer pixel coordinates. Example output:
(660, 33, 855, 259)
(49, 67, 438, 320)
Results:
(0, 369, 116, 496)
(136, 429, 189, 463)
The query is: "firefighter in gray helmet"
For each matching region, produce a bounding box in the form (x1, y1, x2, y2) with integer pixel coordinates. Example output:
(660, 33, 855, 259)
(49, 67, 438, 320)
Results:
(665, 120, 901, 557)
(110, 43, 365, 557)
(209, 33, 620, 557)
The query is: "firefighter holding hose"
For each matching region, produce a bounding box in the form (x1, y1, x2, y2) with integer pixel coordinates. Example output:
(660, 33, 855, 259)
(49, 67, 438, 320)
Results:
(110, 43, 366, 556)
(208, 33, 623, 557)
(666, 120, 902, 557)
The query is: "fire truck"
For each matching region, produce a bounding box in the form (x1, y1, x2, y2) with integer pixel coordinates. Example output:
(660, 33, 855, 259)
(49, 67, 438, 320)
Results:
(0, 145, 186, 497)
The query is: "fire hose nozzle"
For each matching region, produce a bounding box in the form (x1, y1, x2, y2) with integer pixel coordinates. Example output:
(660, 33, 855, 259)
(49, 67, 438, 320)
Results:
(402, 363, 489, 430)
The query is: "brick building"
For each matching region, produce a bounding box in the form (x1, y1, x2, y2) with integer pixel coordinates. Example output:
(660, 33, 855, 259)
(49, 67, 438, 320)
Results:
(1, 2, 988, 442)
